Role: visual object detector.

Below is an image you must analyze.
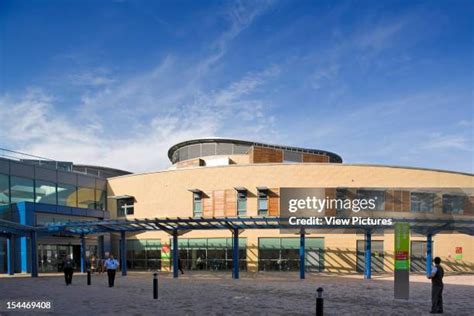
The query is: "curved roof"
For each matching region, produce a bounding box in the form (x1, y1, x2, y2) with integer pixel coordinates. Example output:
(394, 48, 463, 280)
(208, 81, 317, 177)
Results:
(167, 137, 343, 163)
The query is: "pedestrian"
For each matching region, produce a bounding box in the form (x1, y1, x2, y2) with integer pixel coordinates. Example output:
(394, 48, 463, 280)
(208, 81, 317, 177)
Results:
(62, 255, 75, 286)
(104, 254, 120, 287)
(178, 258, 184, 274)
(428, 257, 444, 314)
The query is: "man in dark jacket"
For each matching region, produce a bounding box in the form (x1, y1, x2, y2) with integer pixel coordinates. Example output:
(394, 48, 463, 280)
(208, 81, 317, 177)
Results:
(62, 256, 76, 286)
(428, 257, 444, 314)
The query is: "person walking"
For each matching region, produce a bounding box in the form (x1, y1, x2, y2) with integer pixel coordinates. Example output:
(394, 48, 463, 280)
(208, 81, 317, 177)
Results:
(62, 256, 75, 286)
(178, 258, 184, 275)
(104, 254, 120, 287)
(428, 257, 444, 314)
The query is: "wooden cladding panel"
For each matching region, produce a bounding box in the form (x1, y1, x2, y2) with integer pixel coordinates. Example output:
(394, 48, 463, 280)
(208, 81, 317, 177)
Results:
(225, 189, 237, 216)
(214, 190, 225, 217)
(385, 190, 410, 212)
(302, 153, 330, 163)
(325, 188, 336, 216)
(250, 146, 283, 163)
(202, 191, 213, 217)
(385, 190, 395, 211)
(401, 191, 410, 211)
(268, 188, 280, 216)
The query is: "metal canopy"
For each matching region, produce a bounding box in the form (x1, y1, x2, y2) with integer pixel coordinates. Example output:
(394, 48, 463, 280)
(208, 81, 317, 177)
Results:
(34, 216, 474, 236)
(0, 218, 35, 236)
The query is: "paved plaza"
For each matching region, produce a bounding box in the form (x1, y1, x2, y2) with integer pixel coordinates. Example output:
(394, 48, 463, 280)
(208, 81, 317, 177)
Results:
(0, 272, 473, 315)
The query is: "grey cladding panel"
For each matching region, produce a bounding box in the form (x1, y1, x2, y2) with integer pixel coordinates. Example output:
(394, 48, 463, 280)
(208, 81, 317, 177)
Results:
(188, 144, 201, 159)
(57, 171, 77, 185)
(202, 143, 216, 156)
(0, 159, 9, 174)
(77, 175, 96, 188)
(10, 161, 34, 178)
(216, 143, 233, 155)
(96, 179, 106, 189)
(35, 166, 57, 182)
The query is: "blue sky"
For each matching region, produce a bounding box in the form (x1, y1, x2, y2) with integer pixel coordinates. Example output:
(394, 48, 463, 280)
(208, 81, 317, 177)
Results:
(0, 0, 472, 173)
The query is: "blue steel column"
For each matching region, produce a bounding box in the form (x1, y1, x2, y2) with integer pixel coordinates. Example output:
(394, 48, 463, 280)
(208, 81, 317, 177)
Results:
(80, 234, 86, 273)
(300, 232, 305, 279)
(120, 231, 127, 276)
(364, 231, 371, 279)
(172, 230, 179, 278)
(232, 228, 239, 279)
(30, 231, 38, 277)
(7, 234, 14, 275)
(426, 234, 433, 277)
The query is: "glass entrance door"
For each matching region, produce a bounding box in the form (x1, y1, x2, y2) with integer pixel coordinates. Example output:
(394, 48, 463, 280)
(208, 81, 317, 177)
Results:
(38, 244, 75, 272)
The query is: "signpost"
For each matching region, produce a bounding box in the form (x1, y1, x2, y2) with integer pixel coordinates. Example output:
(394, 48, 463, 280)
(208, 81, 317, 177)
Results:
(394, 222, 410, 299)
(455, 247, 463, 260)
(161, 244, 171, 271)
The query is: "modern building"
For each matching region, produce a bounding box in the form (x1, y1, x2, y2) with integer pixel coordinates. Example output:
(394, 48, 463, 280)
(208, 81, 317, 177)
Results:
(106, 138, 473, 274)
(1, 139, 473, 275)
(0, 149, 129, 273)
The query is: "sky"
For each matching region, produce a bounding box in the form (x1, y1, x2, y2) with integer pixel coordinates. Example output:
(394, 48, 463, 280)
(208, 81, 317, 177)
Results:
(0, 0, 472, 173)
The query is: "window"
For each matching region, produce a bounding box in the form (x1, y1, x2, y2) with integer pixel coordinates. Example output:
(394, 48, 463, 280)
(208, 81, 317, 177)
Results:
(10, 176, 34, 204)
(78, 187, 96, 209)
(35, 180, 57, 205)
(117, 198, 134, 217)
(237, 190, 247, 216)
(442, 194, 464, 215)
(258, 189, 268, 216)
(357, 189, 385, 211)
(258, 238, 324, 272)
(411, 192, 435, 213)
(170, 238, 247, 271)
(57, 183, 77, 207)
(193, 192, 202, 217)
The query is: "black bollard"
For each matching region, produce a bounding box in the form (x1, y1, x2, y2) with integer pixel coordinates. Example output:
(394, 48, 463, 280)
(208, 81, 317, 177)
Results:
(87, 269, 91, 285)
(153, 273, 158, 299)
(316, 287, 324, 316)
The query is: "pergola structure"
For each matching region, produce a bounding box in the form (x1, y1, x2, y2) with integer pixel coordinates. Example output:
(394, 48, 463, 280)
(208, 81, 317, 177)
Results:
(2, 217, 473, 279)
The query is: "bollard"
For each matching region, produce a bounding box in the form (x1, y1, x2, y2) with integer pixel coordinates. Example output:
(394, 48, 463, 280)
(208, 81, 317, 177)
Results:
(87, 269, 91, 285)
(153, 273, 158, 299)
(316, 287, 324, 316)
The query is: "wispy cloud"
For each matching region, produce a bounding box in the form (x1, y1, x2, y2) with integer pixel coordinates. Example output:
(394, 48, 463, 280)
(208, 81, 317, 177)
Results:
(0, 1, 279, 172)
(68, 68, 116, 87)
(422, 133, 471, 151)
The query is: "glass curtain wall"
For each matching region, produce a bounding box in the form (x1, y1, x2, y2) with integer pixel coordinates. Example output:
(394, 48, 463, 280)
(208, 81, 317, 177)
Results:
(171, 238, 247, 271)
(35, 180, 57, 204)
(0, 174, 9, 220)
(127, 239, 162, 270)
(57, 183, 78, 207)
(258, 238, 324, 272)
(10, 176, 34, 204)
